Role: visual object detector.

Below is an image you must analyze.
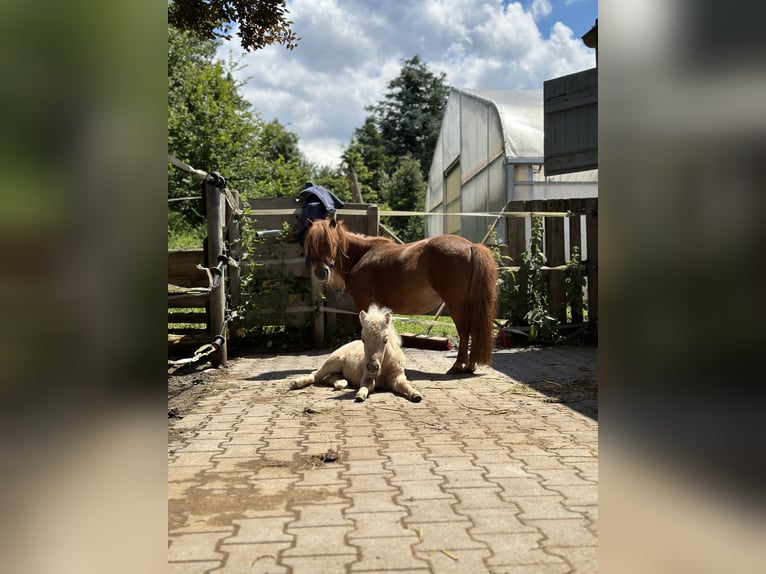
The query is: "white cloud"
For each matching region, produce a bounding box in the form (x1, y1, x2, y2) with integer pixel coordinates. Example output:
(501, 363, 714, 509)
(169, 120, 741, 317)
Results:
(217, 0, 595, 168)
(531, 0, 553, 21)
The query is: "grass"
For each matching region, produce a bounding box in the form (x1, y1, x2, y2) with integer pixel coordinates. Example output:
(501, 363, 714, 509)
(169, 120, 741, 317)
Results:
(393, 314, 457, 338)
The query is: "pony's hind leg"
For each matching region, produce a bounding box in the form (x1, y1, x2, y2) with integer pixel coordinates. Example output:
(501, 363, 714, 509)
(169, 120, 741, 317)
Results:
(288, 356, 345, 390)
(289, 374, 316, 390)
(447, 316, 474, 374)
(389, 374, 423, 402)
(326, 374, 349, 391)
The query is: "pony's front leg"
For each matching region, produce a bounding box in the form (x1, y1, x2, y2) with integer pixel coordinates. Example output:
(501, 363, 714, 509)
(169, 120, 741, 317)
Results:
(389, 374, 423, 403)
(355, 375, 375, 402)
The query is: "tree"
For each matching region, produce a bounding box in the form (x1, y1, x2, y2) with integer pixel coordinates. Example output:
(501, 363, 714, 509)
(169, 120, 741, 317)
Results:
(369, 55, 449, 171)
(168, 25, 262, 226)
(168, 0, 299, 52)
(168, 25, 310, 237)
(382, 156, 426, 242)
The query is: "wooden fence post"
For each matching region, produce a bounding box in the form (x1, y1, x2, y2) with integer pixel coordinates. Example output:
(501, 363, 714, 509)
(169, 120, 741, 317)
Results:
(226, 190, 241, 342)
(205, 178, 227, 365)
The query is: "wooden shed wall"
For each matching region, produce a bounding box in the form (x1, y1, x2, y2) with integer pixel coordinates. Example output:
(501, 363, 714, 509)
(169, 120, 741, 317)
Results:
(543, 68, 598, 176)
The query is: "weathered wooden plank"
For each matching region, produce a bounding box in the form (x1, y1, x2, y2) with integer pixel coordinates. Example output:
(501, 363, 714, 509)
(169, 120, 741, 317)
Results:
(545, 199, 567, 323)
(168, 292, 209, 308)
(567, 199, 585, 324)
(168, 311, 207, 324)
(544, 67, 598, 176)
(584, 199, 598, 325)
(168, 249, 208, 288)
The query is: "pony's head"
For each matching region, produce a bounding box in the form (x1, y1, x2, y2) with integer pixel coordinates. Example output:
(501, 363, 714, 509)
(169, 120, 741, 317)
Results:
(304, 218, 345, 283)
(359, 304, 399, 375)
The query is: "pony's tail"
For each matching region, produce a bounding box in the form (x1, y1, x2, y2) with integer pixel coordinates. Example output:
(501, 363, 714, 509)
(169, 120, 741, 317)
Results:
(468, 244, 499, 366)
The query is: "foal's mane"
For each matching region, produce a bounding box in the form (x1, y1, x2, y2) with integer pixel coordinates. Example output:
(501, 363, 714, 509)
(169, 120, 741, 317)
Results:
(362, 304, 402, 348)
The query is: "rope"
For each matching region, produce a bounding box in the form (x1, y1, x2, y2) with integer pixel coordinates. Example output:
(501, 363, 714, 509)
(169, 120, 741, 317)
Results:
(246, 208, 573, 218)
(168, 154, 243, 217)
(168, 155, 208, 179)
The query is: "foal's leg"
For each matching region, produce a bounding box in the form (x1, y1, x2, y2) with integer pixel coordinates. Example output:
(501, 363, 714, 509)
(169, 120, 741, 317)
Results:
(355, 375, 375, 402)
(326, 374, 349, 391)
(389, 373, 423, 402)
(289, 356, 344, 390)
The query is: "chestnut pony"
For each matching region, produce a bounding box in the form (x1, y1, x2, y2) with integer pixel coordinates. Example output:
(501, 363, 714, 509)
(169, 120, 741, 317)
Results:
(304, 218, 498, 374)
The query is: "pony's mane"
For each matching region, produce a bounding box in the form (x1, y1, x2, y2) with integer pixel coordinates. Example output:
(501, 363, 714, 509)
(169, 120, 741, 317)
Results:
(333, 219, 393, 247)
(362, 303, 402, 348)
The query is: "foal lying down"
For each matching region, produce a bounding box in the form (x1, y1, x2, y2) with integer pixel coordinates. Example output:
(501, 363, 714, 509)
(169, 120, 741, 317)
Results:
(288, 304, 422, 402)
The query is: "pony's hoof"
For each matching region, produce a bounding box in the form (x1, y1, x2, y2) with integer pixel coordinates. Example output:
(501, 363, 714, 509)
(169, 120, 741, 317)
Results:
(411, 394, 423, 403)
(354, 395, 366, 403)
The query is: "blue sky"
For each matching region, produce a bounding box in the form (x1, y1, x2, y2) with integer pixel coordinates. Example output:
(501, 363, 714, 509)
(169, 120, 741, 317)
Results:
(219, 0, 598, 167)
(526, 0, 597, 38)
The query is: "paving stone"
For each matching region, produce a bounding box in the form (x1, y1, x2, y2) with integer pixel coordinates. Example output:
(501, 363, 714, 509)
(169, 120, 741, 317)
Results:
(401, 498, 464, 523)
(464, 507, 538, 534)
(346, 492, 405, 514)
(394, 479, 454, 501)
(488, 560, 572, 573)
(342, 446, 384, 461)
(280, 554, 357, 573)
(344, 473, 398, 493)
(477, 532, 564, 567)
(547, 545, 598, 572)
(283, 525, 355, 556)
(409, 521, 487, 552)
(434, 469, 489, 489)
(216, 444, 262, 458)
(168, 465, 209, 482)
(415, 548, 492, 573)
(168, 532, 227, 561)
(224, 517, 293, 543)
(526, 518, 598, 548)
(289, 502, 353, 528)
(347, 511, 411, 539)
(214, 542, 291, 573)
(543, 483, 598, 506)
(447, 486, 505, 509)
(168, 561, 221, 574)
(513, 495, 585, 520)
(350, 535, 430, 571)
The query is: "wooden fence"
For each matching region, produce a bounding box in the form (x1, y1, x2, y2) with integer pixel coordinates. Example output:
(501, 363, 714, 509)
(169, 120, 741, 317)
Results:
(168, 193, 380, 362)
(236, 197, 379, 346)
(168, 177, 237, 365)
(169, 192, 597, 361)
(501, 197, 598, 333)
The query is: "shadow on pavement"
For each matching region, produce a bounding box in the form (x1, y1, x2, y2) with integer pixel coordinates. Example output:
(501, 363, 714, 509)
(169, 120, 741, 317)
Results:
(490, 345, 598, 421)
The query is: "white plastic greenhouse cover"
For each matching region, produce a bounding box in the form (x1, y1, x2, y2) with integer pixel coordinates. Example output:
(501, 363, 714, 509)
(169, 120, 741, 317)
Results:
(454, 88, 545, 160)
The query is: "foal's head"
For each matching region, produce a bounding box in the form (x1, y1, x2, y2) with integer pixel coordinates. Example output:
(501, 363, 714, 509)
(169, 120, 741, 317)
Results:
(359, 304, 399, 375)
(304, 218, 345, 282)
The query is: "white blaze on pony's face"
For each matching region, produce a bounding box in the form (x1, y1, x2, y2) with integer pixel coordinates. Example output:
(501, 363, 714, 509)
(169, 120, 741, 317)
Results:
(359, 307, 392, 375)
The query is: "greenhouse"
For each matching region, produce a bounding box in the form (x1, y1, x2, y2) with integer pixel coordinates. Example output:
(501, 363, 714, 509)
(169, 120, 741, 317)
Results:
(426, 87, 598, 243)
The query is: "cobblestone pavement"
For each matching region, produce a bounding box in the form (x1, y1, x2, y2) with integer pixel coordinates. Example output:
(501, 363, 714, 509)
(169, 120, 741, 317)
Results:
(169, 345, 598, 573)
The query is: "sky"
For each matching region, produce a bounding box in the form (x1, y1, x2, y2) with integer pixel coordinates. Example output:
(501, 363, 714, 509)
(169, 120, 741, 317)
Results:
(217, 0, 597, 168)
